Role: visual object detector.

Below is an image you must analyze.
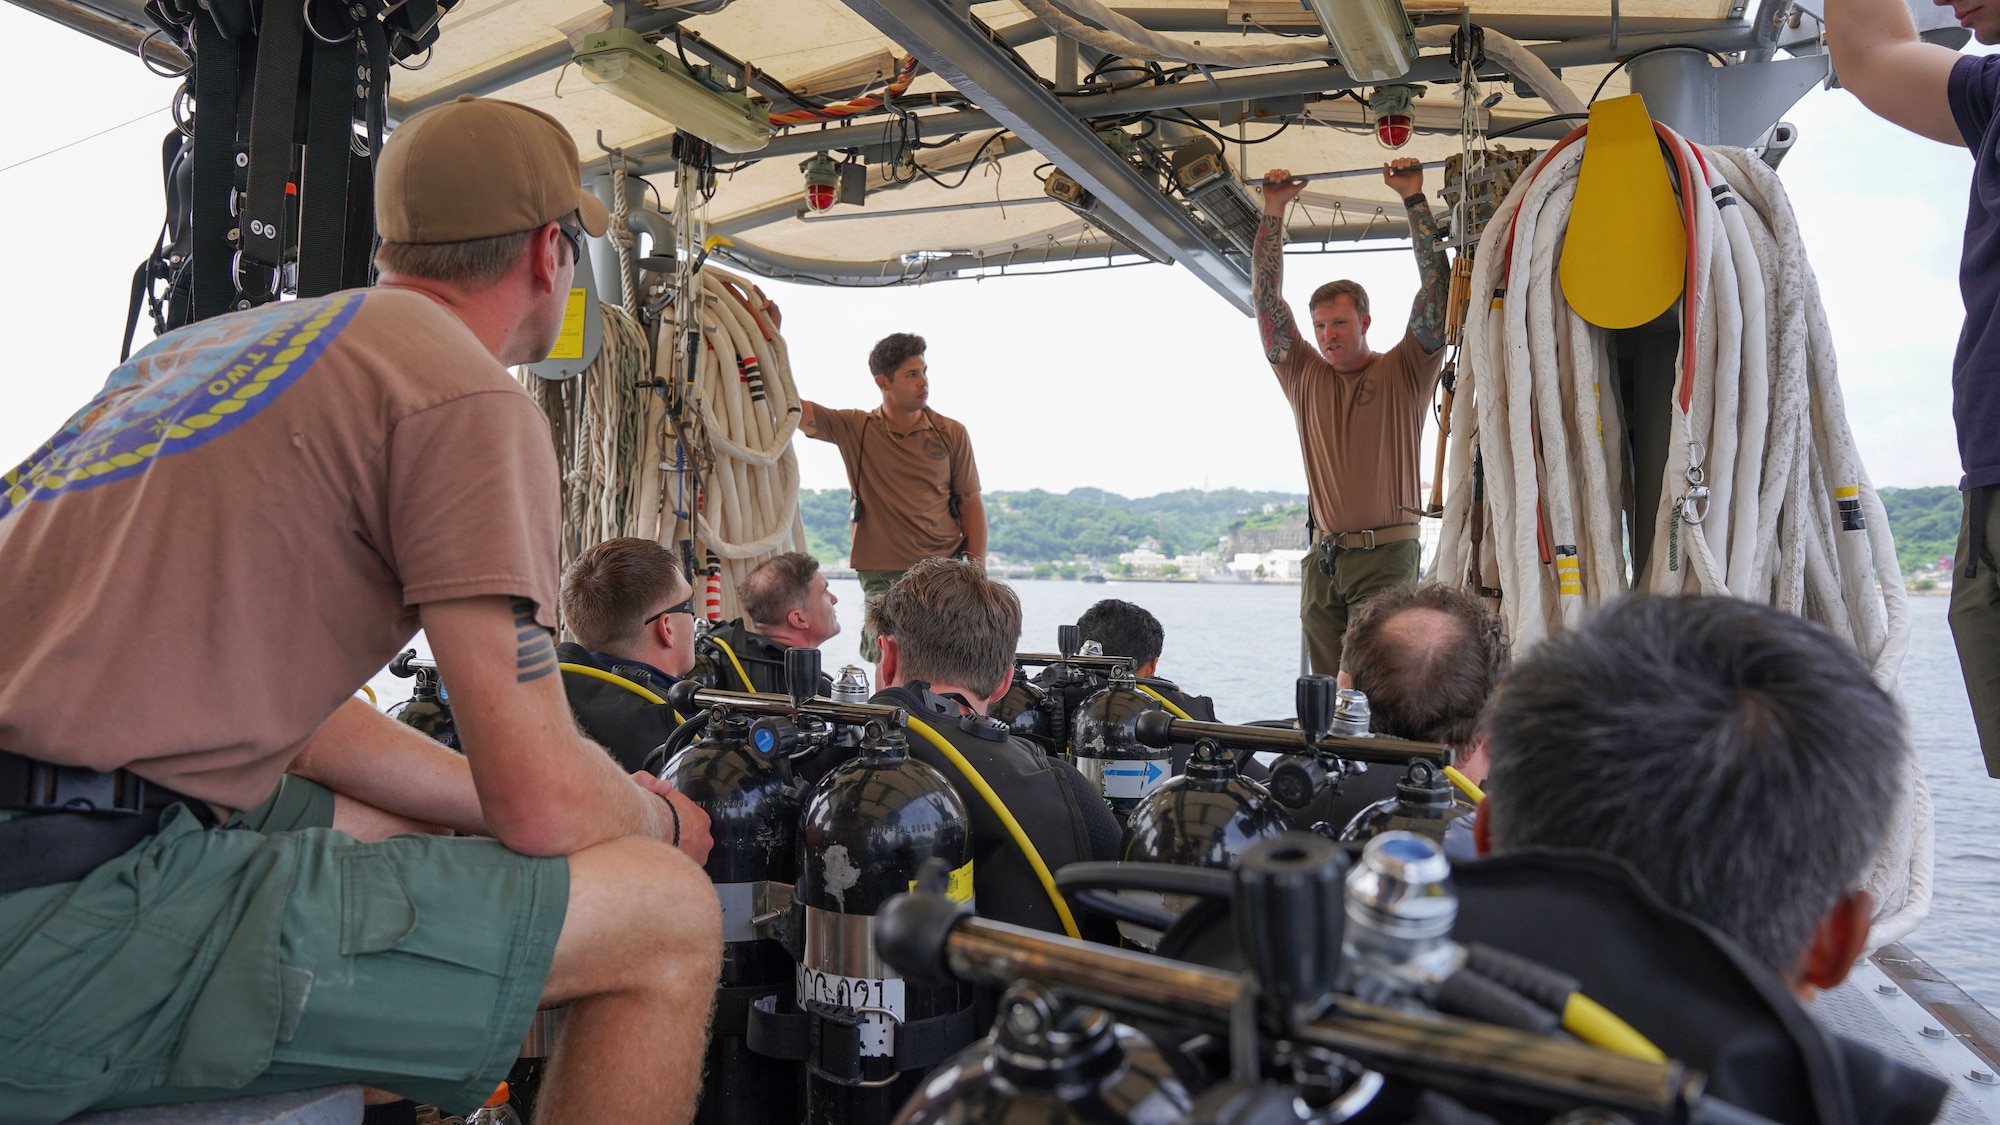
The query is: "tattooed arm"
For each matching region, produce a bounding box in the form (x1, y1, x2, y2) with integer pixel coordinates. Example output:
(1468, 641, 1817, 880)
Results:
(410, 594, 712, 859)
(1255, 169, 1306, 365)
(1387, 159, 1451, 354)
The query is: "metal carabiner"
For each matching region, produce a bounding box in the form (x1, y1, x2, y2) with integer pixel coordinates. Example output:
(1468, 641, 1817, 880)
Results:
(1680, 485, 1712, 526)
(303, 0, 357, 45)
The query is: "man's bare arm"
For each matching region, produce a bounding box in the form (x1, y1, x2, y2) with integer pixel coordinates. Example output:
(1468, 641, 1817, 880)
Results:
(1383, 159, 1451, 354)
(1255, 169, 1307, 365)
(1405, 197, 1451, 353)
(288, 699, 488, 834)
(1826, 0, 1964, 145)
(959, 492, 988, 562)
(422, 595, 693, 857)
(799, 400, 821, 437)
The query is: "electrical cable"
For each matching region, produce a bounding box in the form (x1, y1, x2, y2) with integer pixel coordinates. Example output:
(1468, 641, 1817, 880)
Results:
(1486, 112, 1590, 141)
(1159, 110, 1295, 147)
(1587, 44, 1729, 104)
(905, 714, 1083, 939)
(913, 129, 1011, 190)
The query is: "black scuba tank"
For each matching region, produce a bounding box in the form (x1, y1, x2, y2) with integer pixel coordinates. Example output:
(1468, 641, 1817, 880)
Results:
(794, 717, 978, 1125)
(662, 707, 806, 1125)
(1338, 758, 1477, 859)
(893, 982, 1193, 1125)
(1070, 674, 1169, 825)
(387, 648, 459, 750)
(1117, 742, 1294, 949)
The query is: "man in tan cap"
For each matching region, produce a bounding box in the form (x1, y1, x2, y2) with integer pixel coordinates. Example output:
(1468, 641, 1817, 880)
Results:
(0, 96, 721, 1123)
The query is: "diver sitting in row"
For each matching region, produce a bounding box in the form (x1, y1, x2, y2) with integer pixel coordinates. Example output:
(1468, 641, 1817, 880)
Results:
(1460, 595, 1945, 1121)
(691, 550, 839, 696)
(557, 537, 698, 773)
(868, 558, 1123, 938)
(1298, 582, 1507, 834)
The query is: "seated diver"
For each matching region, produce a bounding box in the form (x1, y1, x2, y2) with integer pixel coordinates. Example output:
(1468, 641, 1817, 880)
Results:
(1297, 582, 1507, 836)
(692, 550, 839, 696)
(1451, 596, 1946, 1124)
(869, 558, 1123, 937)
(557, 537, 699, 772)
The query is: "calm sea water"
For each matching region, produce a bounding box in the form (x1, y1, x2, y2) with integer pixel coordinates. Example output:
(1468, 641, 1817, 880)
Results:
(369, 579, 2000, 1010)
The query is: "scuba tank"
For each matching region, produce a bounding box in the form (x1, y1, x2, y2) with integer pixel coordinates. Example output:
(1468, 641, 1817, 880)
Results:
(792, 715, 978, 1124)
(893, 982, 1193, 1125)
(1338, 758, 1477, 859)
(1070, 669, 1168, 825)
(1117, 741, 1294, 948)
(1265, 679, 1367, 812)
(661, 678, 811, 1125)
(387, 648, 458, 750)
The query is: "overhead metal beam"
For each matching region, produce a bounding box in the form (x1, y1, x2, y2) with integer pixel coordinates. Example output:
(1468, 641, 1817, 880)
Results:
(9, 0, 188, 71)
(837, 0, 1254, 313)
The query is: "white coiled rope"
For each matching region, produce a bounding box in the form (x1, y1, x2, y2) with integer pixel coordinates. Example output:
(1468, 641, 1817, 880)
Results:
(1430, 127, 1930, 947)
(651, 265, 808, 622)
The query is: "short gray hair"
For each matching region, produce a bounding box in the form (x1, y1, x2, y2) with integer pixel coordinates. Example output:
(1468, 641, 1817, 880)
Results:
(741, 552, 820, 629)
(373, 209, 577, 286)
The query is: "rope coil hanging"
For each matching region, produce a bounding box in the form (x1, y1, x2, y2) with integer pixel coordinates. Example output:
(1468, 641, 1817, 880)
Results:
(1429, 122, 1929, 946)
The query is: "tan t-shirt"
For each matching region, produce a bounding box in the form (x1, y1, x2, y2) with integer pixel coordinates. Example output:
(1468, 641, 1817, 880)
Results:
(804, 404, 979, 571)
(1273, 329, 1445, 534)
(0, 289, 562, 811)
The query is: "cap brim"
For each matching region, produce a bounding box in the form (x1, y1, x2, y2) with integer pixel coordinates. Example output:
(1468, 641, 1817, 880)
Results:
(577, 191, 609, 237)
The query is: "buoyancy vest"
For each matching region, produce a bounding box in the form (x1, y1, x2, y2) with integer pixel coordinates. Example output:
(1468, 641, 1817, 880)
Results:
(873, 683, 1122, 942)
(693, 619, 834, 697)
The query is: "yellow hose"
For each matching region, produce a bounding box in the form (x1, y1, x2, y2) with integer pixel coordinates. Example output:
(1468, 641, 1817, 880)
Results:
(557, 662, 684, 724)
(1135, 683, 1194, 722)
(706, 635, 758, 695)
(1442, 764, 1485, 803)
(357, 683, 377, 705)
(904, 715, 1083, 939)
(1562, 992, 1665, 1062)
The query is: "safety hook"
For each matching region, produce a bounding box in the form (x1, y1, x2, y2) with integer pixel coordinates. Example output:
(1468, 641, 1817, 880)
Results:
(1679, 485, 1712, 526)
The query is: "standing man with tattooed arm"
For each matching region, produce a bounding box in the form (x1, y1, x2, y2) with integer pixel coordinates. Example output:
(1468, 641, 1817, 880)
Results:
(1254, 158, 1451, 674)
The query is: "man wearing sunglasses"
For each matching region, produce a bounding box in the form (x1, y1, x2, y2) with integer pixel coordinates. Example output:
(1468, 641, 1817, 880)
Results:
(557, 537, 702, 771)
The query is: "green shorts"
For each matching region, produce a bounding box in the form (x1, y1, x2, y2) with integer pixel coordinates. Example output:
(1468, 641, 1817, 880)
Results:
(0, 777, 568, 1123)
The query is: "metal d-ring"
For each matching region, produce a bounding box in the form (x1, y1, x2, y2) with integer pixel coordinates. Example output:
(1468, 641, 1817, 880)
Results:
(137, 30, 194, 78)
(303, 0, 357, 45)
(231, 250, 280, 300)
(395, 43, 432, 70)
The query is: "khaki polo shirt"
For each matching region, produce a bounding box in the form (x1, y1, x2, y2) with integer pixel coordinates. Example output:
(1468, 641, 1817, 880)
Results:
(804, 404, 979, 570)
(1273, 329, 1445, 534)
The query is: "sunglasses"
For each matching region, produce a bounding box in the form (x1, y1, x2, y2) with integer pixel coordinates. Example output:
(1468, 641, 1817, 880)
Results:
(558, 221, 585, 266)
(643, 594, 696, 627)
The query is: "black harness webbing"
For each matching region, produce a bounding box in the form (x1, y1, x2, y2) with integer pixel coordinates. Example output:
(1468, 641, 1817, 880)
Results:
(189, 17, 242, 322)
(297, 18, 360, 297)
(238, 0, 307, 295)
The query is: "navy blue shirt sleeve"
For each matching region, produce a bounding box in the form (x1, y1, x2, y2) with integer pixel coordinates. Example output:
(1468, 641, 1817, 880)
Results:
(1950, 53, 2000, 149)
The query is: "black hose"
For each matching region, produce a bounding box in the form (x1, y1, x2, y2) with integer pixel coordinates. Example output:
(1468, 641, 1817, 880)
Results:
(1056, 860, 1235, 899)
(1073, 888, 1180, 930)
(643, 708, 712, 776)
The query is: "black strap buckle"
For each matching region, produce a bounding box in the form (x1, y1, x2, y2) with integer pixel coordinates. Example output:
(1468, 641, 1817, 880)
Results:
(25, 762, 146, 817)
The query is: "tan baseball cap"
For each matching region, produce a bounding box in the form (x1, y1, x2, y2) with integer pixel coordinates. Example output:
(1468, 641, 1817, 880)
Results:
(376, 95, 610, 244)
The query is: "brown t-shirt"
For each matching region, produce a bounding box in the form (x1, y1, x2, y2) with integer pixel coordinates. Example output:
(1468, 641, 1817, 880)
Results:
(1273, 329, 1445, 534)
(0, 289, 562, 811)
(804, 404, 979, 571)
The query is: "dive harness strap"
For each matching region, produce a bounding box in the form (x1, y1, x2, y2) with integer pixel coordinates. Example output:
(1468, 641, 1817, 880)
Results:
(745, 992, 979, 1081)
(298, 2, 363, 298)
(0, 750, 209, 894)
(238, 0, 309, 296)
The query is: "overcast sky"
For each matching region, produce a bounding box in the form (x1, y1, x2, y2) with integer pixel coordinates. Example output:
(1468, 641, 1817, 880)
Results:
(0, 5, 1975, 498)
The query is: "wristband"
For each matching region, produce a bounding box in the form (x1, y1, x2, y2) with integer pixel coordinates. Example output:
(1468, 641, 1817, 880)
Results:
(661, 790, 681, 846)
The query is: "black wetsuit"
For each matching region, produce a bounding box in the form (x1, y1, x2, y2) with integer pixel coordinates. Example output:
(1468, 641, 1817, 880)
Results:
(874, 683, 1122, 941)
(691, 619, 833, 697)
(557, 641, 682, 773)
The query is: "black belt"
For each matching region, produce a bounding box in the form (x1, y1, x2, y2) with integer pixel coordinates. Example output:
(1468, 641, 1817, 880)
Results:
(0, 750, 207, 894)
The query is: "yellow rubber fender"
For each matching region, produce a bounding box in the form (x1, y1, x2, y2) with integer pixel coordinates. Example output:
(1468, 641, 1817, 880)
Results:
(905, 715, 1083, 939)
(1559, 94, 1687, 330)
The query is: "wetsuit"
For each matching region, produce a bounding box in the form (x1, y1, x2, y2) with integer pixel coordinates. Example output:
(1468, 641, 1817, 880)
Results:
(556, 641, 681, 773)
(690, 619, 833, 697)
(874, 683, 1122, 941)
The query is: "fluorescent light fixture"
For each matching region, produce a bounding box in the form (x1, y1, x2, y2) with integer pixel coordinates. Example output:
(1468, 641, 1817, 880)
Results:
(1043, 169, 1169, 263)
(1172, 140, 1263, 257)
(1303, 0, 1417, 83)
(573, 29, 772, 154)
